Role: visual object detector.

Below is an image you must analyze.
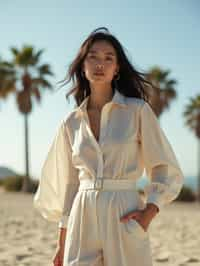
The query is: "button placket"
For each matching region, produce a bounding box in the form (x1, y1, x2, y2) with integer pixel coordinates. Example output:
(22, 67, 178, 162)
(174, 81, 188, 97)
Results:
(96, 105, 111, 186)
(83, 103, 111, 187)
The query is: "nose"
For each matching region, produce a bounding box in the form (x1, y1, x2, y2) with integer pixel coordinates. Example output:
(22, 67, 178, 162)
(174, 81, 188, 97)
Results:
(95, 59, 104, 70)
(95, 63, 104, 70)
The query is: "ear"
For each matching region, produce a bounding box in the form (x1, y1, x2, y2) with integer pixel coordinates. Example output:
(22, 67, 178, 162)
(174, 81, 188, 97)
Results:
(115, 65, 120, 75)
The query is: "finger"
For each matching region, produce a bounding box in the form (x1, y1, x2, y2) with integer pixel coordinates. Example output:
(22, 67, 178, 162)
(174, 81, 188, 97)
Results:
(54, 258, 60, 266)
(120, 212, 139, 222)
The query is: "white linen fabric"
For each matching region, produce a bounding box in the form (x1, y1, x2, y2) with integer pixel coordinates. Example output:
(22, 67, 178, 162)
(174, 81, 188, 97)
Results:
(33, 89, 184, 229)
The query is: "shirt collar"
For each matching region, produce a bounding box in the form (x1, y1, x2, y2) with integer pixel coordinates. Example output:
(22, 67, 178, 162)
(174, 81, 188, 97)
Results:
(76, 89, 127, 117)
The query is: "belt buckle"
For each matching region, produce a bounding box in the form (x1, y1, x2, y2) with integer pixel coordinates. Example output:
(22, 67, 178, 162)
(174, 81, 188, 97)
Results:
(94, 178, 103, 190)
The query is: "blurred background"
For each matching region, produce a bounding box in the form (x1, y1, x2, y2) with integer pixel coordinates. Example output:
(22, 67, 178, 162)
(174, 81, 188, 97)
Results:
(0, 1, 200, 266)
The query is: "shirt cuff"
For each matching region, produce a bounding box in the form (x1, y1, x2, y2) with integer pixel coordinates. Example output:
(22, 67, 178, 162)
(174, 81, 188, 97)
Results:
(146, 193, 162, 212)
(58, 215, 69, 229)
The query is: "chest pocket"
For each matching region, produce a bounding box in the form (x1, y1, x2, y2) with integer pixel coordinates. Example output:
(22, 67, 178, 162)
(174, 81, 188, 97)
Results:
(106, 111, 138, 145)
(71, 121, 96, 159)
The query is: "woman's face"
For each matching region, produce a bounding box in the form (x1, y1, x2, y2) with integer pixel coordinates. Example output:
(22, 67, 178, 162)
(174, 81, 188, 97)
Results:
(82, 40, 119, 86)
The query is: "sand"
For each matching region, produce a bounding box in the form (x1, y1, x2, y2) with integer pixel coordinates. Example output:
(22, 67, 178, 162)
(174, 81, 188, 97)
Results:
(1, 188, 200, 266)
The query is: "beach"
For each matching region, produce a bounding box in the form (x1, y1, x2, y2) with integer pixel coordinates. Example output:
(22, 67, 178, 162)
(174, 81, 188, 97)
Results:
(1, 189, 200, 266)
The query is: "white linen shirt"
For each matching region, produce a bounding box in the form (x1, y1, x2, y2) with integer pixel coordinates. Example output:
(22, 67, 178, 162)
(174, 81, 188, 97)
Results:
(33, 89, 184, 229)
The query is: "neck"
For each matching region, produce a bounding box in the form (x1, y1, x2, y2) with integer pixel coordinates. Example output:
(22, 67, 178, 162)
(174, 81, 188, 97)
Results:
(87, 83, 114, 111)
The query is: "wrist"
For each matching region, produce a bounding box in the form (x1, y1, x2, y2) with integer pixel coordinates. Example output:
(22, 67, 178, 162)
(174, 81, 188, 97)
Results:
(57, 227, 67, 248)
(143, 203, 159, 218)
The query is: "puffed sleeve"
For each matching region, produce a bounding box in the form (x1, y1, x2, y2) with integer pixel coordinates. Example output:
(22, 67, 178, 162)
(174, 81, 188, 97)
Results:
(33, 119, 79, 228)
(139, 101, 184, 212)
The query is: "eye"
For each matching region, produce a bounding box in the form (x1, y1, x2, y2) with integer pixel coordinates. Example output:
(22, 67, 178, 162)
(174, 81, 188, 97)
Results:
(105, 57, 113, 61)
(88, 54, 96, 59)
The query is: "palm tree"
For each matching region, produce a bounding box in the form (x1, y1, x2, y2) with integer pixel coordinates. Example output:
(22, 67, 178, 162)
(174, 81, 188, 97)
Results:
(146, 66, 177, 117)
(0, 59, 16, 102)
(183, 95, 200, 202)
(3, 45, 54, 192)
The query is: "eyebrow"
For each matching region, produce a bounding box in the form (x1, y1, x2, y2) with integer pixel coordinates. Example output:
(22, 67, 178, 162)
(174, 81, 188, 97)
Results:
(88, 50, 115, 56)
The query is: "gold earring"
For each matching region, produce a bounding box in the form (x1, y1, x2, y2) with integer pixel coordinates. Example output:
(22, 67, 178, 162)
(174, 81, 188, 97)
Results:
(81, 70, 85, 78)
(114, 72, 120, 80)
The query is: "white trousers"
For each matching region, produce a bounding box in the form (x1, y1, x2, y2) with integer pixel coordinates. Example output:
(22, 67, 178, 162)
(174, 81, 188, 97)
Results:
(63, 179, 153, 266)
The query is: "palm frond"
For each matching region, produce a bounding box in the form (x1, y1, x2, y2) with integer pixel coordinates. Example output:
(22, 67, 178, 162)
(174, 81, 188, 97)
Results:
(38, 64, 54, 76)
(183, 94, 200, 137)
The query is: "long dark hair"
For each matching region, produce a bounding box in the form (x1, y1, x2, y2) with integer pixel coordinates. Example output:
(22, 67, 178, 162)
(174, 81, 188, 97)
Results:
(57, 27, 153, 106)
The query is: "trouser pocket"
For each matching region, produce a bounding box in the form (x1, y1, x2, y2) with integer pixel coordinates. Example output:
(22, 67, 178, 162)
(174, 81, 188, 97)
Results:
(124, 218, 148, 239)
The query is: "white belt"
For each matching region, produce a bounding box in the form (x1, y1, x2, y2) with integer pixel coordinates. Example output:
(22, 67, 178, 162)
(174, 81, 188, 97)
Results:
(78, 178, 137, 191)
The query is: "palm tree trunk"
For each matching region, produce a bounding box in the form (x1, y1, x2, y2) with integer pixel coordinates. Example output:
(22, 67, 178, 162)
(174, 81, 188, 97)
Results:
(198, 139, 200, 202)
(21, 113, 30, 192)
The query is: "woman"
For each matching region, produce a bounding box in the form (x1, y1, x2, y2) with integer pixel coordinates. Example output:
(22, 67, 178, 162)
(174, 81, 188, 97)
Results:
(33, 27, 184, 266)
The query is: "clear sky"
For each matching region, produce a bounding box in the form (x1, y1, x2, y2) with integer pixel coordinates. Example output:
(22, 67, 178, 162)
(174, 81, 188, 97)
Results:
(0, 0, 199, 179)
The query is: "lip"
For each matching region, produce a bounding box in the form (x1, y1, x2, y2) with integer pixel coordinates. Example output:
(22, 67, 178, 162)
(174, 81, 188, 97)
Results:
(93, 72, 104, 76)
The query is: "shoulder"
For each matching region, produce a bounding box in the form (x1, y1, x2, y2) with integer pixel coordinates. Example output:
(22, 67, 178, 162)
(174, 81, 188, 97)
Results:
(124, 96, 147, 110)
(62, 109, 77, 123)
(61, 108, 81, 132)
(123, 96, 155, 120)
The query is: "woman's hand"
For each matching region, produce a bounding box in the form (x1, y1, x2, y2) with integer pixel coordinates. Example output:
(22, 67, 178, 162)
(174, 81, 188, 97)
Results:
(120, 203, 159, 232)
(53, 246, 65, 266)
(53, 227, 67, 266)
(120, 209, 150, 231)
